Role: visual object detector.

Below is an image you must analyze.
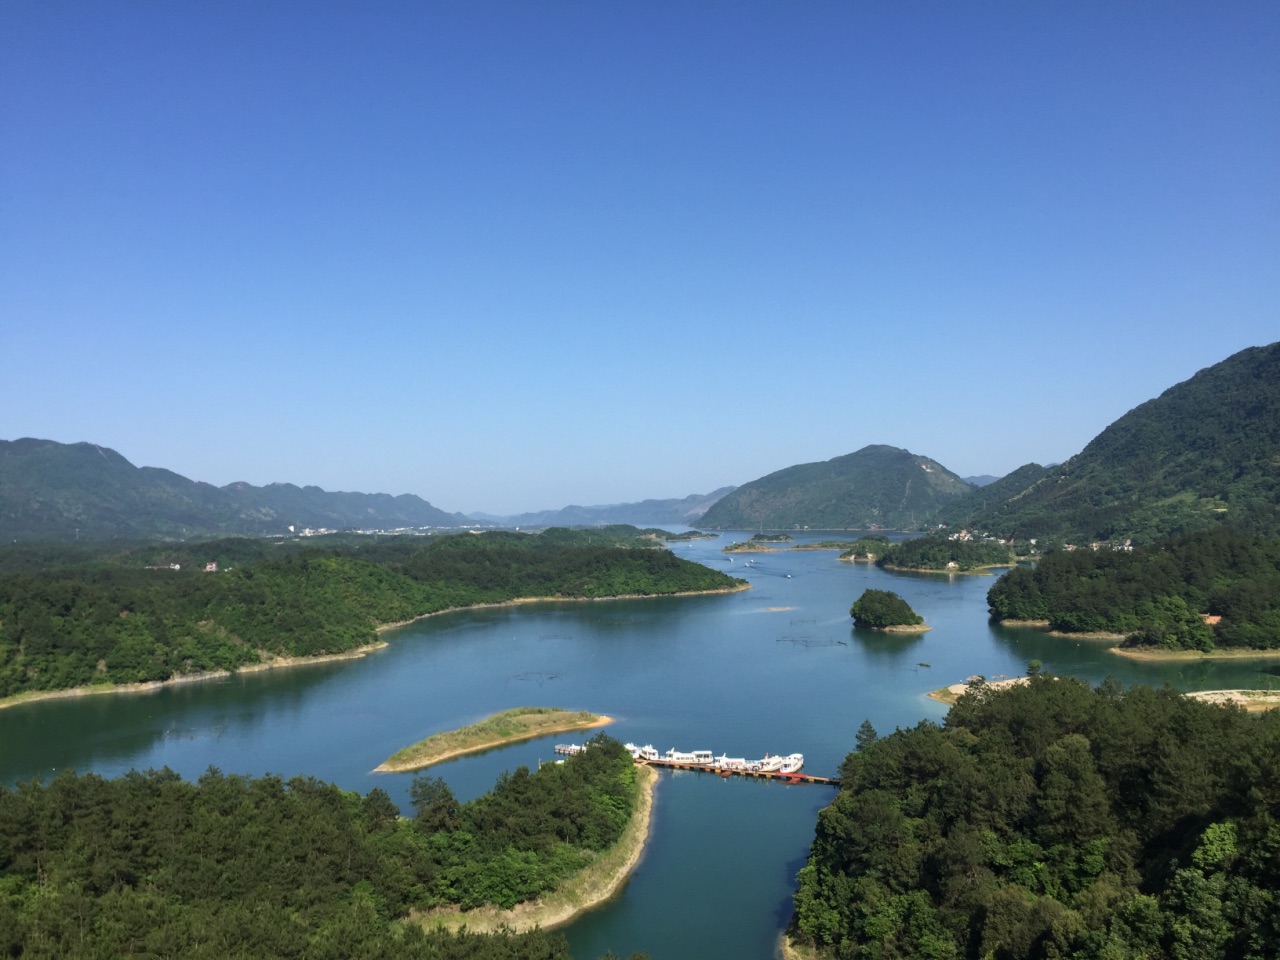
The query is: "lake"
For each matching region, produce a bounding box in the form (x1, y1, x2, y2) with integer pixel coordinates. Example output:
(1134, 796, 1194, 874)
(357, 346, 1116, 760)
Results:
(3, 532, 1277, 959)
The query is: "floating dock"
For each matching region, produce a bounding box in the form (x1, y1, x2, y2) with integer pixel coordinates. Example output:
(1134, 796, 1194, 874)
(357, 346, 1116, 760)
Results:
(635, 756, 838, 786)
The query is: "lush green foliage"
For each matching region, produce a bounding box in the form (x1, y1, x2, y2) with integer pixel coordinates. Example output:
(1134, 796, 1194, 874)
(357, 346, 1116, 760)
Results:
(850, 589, 923, 628)
(877, 535, 1014, 572)
(0, 735, 644, 959)
(837, 536, 894, 561)
(969, 343, 1280, 544)
(698, 445, 974, 531)
(0, 530, 742, 698)
(792, 677, 1280, 959)
(986, 528, 1280, 650)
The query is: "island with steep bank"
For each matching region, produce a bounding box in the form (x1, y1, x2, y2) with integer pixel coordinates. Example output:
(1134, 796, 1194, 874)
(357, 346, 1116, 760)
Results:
(376, 707, 613, 772)
(0, 527, 745, 707)
(850, 589, 929, 633)
(0, 734, 652, 957)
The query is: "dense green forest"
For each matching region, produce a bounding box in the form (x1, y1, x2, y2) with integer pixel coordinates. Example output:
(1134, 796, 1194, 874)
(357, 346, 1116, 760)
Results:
(986, 528, 1280, 650)
(791, 676, 1280, 959)
(850, 590, 924, 629)
(0, 734, 647, 959)
(0, 529, 743, 699)
(876, 535, 1015, 572)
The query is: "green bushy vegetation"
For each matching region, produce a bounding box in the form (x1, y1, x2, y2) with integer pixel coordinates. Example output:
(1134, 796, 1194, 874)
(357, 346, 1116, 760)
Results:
(850, 589, 923, 629)
(0, 735, 646, 959)
(876, 535, 1014, 572)
(837, 536, 894, 561)
(986, 528, 1280, 650)
(791, 677, 1280, 959)
(0, 530, 743, 699)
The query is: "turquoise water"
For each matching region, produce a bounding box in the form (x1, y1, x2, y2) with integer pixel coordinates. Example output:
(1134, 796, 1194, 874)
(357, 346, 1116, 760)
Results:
(2, 533, 1277, 959)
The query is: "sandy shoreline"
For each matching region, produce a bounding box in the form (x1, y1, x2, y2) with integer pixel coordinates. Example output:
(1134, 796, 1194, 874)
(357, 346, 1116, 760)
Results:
(413, 763, 658, 934)
(857, 623, 931, 634)
(376, 582, 751, 633)
(375, 713, 614, 773)
(0, 642, 390, 712)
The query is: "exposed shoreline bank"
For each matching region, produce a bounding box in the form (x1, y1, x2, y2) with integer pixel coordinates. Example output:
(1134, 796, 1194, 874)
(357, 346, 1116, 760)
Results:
(0, 642, 389, 712)
(375, 582, 751, 634)
(413, 763, 659, 934)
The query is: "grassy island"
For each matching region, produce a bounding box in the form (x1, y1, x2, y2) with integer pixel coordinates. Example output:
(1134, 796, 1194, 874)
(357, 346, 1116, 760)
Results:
(376, 707, 612, 772)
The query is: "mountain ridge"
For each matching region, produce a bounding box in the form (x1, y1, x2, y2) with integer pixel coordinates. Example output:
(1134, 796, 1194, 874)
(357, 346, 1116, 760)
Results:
(0, 438, 473, 540)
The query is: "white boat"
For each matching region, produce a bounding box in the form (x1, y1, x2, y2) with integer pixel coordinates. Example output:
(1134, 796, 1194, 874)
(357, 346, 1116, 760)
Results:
(663, 748, 713, 764)
(715, 755, 748, 771)
(624, 742, 659, 761)
(779, 753, 804, 773)
(753, 754, 784, 772)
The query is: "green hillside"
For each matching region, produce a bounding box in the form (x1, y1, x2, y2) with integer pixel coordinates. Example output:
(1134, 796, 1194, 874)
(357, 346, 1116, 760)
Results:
(969, 343, 1280, 544)
(0, 438, 471, 540)
(697, 445, 974, 530)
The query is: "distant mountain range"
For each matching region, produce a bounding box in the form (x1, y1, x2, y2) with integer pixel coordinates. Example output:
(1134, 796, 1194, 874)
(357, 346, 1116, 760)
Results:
(7, 344, 1275, 545)
(473, 487, 736, 529)
(0, 439, 472, 541)
(704, 342, 1280, 543)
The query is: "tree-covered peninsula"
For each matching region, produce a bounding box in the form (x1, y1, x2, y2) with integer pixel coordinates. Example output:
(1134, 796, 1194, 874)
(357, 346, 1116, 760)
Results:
(0, 735, 649, 959)
(790, 676, 1280, 959)
(0, 528, 745, 701)
(986, 527, 1280, 652)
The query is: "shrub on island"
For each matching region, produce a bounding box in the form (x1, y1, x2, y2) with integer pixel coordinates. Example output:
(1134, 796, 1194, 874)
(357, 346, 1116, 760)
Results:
(850, 589, 925, 630)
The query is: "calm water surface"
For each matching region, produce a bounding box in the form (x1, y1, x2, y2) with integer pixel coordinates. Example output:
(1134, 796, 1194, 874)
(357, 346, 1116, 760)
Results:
(3, 533, 1277, 959)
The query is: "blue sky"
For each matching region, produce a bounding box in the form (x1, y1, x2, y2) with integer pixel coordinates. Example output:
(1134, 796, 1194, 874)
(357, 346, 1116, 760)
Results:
(3, 2, 1277, 515)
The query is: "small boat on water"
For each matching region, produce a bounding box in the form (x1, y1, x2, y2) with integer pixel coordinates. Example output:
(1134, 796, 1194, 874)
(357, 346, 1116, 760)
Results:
(779, 753, 804, 773)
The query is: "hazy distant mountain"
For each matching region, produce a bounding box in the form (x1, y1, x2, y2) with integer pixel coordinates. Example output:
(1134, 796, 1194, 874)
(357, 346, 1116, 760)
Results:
(0, 438, 472, 540)
(697, 445, 974, 530)
(968, 342, 1280, 543)
(476, 487, 736, 528)
(963, 475, 1000, 487)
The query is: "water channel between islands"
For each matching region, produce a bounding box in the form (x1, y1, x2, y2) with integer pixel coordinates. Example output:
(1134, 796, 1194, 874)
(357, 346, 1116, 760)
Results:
(3, 532, 1278, 960)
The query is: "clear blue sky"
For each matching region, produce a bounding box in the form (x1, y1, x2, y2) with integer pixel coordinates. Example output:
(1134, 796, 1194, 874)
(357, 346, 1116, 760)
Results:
(3, 2, 1277, 515)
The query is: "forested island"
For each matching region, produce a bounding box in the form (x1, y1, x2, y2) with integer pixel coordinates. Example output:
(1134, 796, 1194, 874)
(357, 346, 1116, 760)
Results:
(986, 528, 1280, 653)
(873, 534, 1016, 573)
(0, 734, 650, 958)
(0, 528, 745, 703)
(789, 676, 1280, 959)
(850, 589, 928, 632)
